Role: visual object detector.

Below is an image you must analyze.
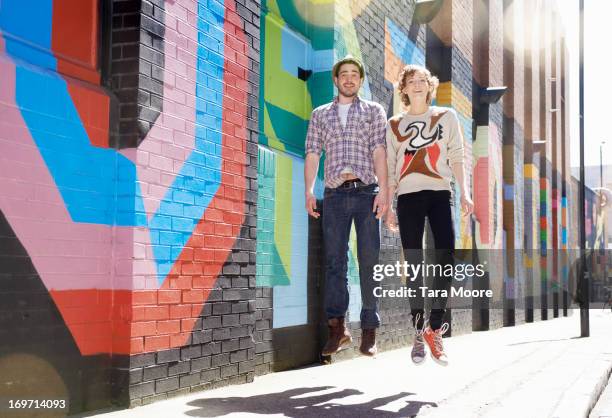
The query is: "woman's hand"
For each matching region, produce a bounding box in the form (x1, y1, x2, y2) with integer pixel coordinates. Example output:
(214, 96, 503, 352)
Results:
(461, 194, 474, 217)
(384, 210, 399, 233)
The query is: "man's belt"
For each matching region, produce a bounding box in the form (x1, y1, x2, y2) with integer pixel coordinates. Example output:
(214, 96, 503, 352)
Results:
(338, 178, 366, 188)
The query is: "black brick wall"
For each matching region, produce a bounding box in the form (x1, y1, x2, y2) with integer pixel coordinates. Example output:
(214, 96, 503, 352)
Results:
(107, 0, 165, 149)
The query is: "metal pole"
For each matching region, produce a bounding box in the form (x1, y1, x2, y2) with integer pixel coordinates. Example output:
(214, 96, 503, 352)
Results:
(579, 0, 589, 337)
(601, 143, 604, 190)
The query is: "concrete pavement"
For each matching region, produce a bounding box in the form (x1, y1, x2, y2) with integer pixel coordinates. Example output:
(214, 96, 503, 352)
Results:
(77, 310, 612, 418)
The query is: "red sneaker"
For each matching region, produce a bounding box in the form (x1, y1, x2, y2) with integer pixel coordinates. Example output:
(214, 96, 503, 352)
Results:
(423, 323, 449, 366)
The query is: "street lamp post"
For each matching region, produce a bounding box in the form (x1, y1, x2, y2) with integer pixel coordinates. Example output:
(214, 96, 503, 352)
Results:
(579, 0, 589, 337)
(601, 141, 608, 302)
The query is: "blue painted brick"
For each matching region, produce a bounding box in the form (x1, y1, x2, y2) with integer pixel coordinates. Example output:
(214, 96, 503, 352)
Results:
(183, 204, 204, 219)
(155, 245, 172, 260)
(173, 190, 195, 205)
(159, 201, 184, 217)
(150, 215, 172, 230)
(159, 231, 184, 246)
(172, 217, 194, 232)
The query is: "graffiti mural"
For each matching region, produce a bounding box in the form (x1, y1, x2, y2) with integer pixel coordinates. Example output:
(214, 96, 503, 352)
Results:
(257, 0, 373, 328)
(0, 0, 248, 357)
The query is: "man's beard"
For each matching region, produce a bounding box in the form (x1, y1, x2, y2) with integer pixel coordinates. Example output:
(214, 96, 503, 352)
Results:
(338, 87, 358, 98)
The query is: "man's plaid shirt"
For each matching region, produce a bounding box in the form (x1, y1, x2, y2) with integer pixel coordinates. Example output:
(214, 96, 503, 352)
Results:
(305, 96, 387, 188)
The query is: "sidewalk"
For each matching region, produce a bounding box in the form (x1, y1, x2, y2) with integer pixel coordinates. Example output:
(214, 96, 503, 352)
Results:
(79, 310, 612, 418)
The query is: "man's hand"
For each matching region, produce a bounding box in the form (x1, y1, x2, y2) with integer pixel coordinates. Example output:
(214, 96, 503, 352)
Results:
(384, 209, 399, 232)
(305, 192, 320, 218)
(372, 190, 388, 219)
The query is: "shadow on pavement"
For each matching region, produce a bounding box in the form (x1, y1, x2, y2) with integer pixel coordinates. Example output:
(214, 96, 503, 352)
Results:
(184, 386, 437, 417)
(507, 337, 581, 346)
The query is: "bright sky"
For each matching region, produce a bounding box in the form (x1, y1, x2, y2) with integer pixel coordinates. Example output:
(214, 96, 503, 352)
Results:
(559, 0, 612, 169)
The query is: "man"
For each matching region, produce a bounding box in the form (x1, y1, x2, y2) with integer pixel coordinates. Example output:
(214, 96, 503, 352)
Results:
(304, 55, 388, 357)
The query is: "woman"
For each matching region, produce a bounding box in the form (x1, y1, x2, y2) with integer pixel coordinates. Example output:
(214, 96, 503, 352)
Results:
(385, 64, 473, 366)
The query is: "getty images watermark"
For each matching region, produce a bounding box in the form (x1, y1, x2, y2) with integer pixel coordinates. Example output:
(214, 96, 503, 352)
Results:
(372, 260, 492, 298)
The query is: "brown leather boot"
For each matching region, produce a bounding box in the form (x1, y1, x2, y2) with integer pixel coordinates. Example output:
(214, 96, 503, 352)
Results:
(322, 317, 352, 356)
(359, 328, 377, 356)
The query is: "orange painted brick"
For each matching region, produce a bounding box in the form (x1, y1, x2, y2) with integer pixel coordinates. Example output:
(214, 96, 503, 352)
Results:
(131, 321, 157, 337)
(181, 317, 198, 332)
(130, 337, 144, 354)
(132, 306, 147, 321)
(132, 290, 157, 305)
(214, 223, 233, 236)
(191, 303, 205, 316)
(203, 208, 223, 221)
(181, 263, 202, 275)
(192, 276, 214, 289)
(204, 264, 223, 276)
(156, 320, 181, 334)
(170, 332, 190, 348)
(170, 304, 192, 319)
(144, 335, 170, 352)
(177, 247, 194, 261)
(194, 248, 215, 261)
(182, 289, 204, 303)
(144, 306, 169, 321)
(201, 222, 215, 235)
(158, 290, 181, 304)
(168, 275, 192, 289)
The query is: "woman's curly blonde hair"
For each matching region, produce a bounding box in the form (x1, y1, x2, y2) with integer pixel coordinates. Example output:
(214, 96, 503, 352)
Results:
(397, 64, 439, 107)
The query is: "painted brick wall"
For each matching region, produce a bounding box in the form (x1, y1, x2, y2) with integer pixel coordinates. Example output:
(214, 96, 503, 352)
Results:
(0, 0, 575, 414)
(0, 0, 257, 412)
(125, 0, 259, 407)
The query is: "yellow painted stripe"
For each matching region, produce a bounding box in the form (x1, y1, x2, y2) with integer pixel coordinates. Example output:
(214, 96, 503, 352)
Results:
(274, 154, 293, 278)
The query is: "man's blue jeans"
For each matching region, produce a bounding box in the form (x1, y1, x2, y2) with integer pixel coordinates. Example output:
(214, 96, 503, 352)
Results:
(322, 183, 381, 329)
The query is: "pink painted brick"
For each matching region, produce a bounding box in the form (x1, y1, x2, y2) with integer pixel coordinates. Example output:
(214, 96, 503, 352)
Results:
(149, 154, 174, 172)
(172, 103, 195, 122)
(162, 114, 186, 132)
(173, 131, 195, 148)
(133, 259, 157, 275)
(161, 143, 186, 160)
(165, 86, 186, 105)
